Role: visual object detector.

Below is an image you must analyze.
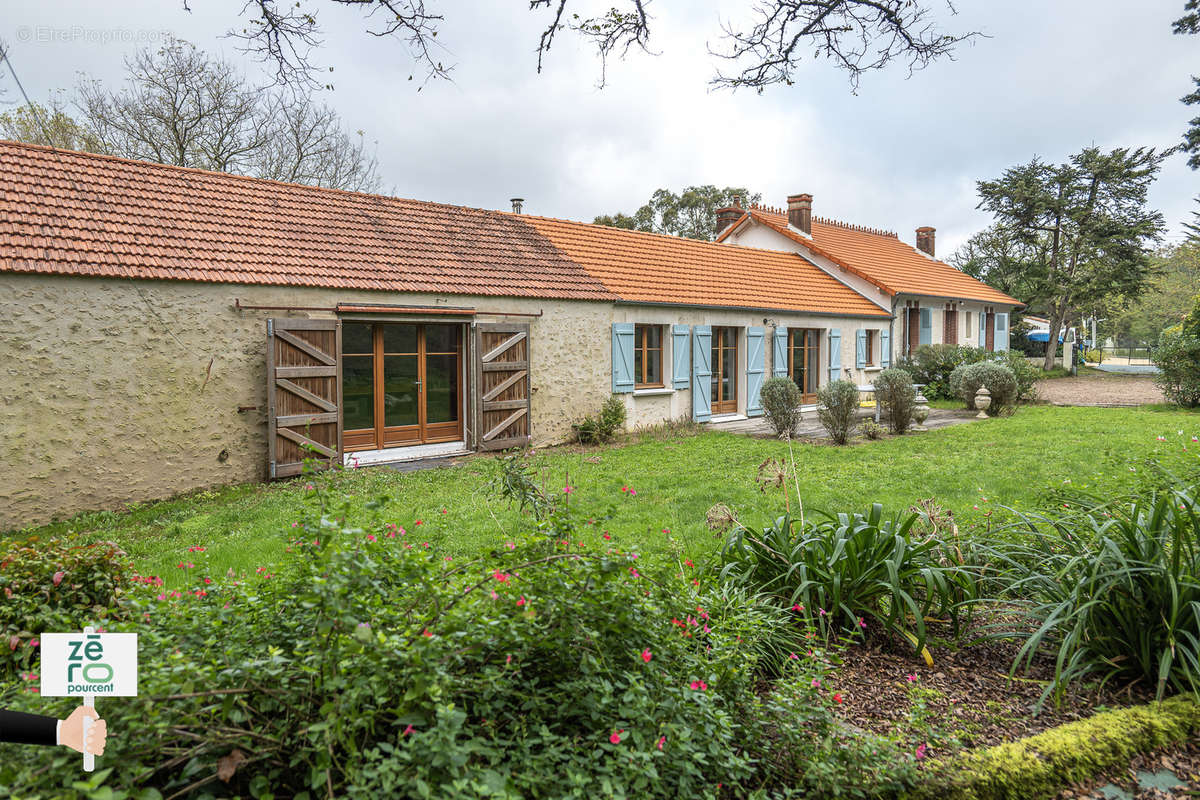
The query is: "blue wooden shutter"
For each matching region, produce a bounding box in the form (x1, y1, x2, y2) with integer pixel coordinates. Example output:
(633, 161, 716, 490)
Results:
(996, 313, 1009, 351)
(746, 327, 765, 417)
(979, 310, 986, 346)
(671, 324, 690, 389)
(828, 328, 841, 381)
(880, 328, 891, 368)
(691, 326, 712, 422)
(919, 309, 932, 346)
(855, 329, 867, 369)
(773, 327, 788, 377)
(612, 323, 635, 393)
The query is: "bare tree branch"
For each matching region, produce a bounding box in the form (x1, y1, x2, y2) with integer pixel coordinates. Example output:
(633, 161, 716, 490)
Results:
(708, 0, 981, 92)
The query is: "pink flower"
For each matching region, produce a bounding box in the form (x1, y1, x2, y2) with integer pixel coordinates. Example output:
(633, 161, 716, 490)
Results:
(657, 735, 666, 751)
(493, 571, 511, 583)
(788, 652, 798, 660)
(203, 577, 213, 584)
(52, 571, 65, 586)
(28, 638, 39, 648)
(858, 618, 867, 629)
(662, 528, 670, 534)
(505, 541, 516, 550)
(791, 603, 803, 612)
(818, 608, 826, 616)
(422, 629, 433, 638)
(629, 489, 637, 496)
(907, 674, 918, 682)
(188, 546, 206, 552)
(609, 729, 623, 744)
(641, 648, 652, 663)
(516, 596, 527, 607)
(915, 743, 927, 760)
(563, 485, 574, 495)
(441, 508, 448, 514)
(305, 483, 315, 491)
(811, 678, 821, 687)
(402, 724, 415, 736)
(366, 534, 377, 543)
(689, 680, 708, 691)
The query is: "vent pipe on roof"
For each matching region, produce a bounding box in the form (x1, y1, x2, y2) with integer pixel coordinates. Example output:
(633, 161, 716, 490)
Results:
(916, 226, 936, 257)
(787, 193, 812, 235)
(510, 198, 525, 214)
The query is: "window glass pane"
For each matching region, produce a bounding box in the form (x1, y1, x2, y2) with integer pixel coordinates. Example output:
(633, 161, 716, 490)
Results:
(383, 355, 419, 427)
(425, 324, 459, 354)
(646, 346, 661, 385)
(643, 325, 662, 349)
(343, 355, 374, 431)
(635, 346, 644, 385)
(425, 354, 460, 424)
(383, 324, 418, 354)
(722, 343, 736, 400)
(342, 323, 373, 355)
(806, 339, 820, 392)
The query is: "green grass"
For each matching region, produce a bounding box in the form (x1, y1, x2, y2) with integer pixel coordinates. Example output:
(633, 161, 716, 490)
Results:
(8, 406, 1200, 588)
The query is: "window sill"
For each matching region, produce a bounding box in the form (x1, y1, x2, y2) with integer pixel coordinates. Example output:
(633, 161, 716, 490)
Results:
(863, 366, 882, 372)
(633, 387, 674, 397)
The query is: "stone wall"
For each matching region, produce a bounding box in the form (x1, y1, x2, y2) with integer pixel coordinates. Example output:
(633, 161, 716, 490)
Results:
(0, 275, 612, 529)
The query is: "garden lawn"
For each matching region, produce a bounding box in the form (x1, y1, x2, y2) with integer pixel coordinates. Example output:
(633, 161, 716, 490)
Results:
(8, 405, 1200, 588)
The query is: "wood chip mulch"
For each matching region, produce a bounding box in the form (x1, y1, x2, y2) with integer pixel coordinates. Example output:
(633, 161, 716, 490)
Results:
(827, 619, 1151, 761)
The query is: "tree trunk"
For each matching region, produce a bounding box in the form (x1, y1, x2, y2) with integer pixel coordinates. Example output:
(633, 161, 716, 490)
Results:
(1042, 307, 1069, 371)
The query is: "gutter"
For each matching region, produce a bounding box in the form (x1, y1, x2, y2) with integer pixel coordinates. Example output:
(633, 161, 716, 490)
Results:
(613, 298, 893, 321)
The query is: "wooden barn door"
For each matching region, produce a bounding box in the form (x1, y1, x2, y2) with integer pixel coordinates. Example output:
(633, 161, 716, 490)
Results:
(474, 323, 531, 451)
(267, 318, 342, 478)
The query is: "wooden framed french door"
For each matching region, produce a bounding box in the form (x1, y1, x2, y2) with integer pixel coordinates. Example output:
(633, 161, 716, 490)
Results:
(341, 322, 464, 451)
(711, 326, 739, 414)
(788, 328, 821, 403)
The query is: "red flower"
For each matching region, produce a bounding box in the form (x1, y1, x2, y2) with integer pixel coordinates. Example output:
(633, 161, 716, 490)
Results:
(422, 629, 433, 638)
(602, 533, 611, 540)
(689, 680, 708, 691)
(656, 735, 666, 750)
(609, 729, 623, 744)
(641, 648, 652, 663)
(833, 693, 843, 704)
(516, 596, 527, 607)
(403, 724, 415, 736)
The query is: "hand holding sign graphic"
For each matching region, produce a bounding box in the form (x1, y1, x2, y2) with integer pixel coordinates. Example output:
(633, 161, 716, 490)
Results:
(61, 705, 107, 756)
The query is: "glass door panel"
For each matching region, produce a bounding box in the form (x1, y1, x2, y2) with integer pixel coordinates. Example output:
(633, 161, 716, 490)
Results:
(382, 355, 420, 428)
(711, 327, 738, 414)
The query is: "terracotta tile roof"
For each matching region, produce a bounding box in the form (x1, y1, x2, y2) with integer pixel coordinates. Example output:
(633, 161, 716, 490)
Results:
(522, 215, 889, 317)
(0, 140, 616, 300)
(718, 207, 1022, 307)
(0, 140, 886, 317)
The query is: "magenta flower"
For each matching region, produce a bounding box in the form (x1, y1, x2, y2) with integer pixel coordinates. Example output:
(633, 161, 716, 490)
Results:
(689, 680, 708, 691)
(657, 735, 666, 751)
(403, 724, 415, 736)
(609, 729, 623, 744)
(907, 673, 918, 682)
(366, 534, 377, 543)
(516, 596, 527, 607)
(915, 743, 927, 760)
(563, 485, 574, 495)
(788, 652, 798, 660)
(52, 571, 65, 586)
(641, 648, 652, 663)
(811, 678, 821, 687)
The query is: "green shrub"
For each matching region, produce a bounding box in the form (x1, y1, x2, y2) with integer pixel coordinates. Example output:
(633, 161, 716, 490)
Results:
(761, 375, 804, 437)
(985, 488, 1200, 706)
(1154, 332, 1200, 407)
(956, 361, 1018, 415)
(0, 535, 131, 679)
(815, 379, 859, 445)
(718, 504, 976, 655)
(874, 368, 917, 434)
(988, 350, 1039, 401)
(861, 419, 886, 440)
(573, 394, 627, 444)
(896, 344, 986, 400)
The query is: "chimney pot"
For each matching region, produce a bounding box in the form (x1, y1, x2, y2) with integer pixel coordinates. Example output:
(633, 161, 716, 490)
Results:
(916, 226, 936, 257)
(787, 193, 813, 235)
(510, 198, 525, 214)
(714, 205, 745, 238)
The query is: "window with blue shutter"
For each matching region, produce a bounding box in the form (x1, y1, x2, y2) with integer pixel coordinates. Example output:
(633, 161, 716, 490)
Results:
(671, 324, 690, 389)
(919, 308, 932, 346)
(746, 327, 765, 417)
(612, 323, 634, 393)
(880, 329, 891, 367)
(855, 329, 867, 369)
(691, 326, 713, 422)
(979, 310, 986, 345)
(996, 313, 1010, 351)
(828, 328, 841, 381)
(773, 327, 788, 377)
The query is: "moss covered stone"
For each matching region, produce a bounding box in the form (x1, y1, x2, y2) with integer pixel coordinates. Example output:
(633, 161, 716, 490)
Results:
(914, 696, 1200, 800)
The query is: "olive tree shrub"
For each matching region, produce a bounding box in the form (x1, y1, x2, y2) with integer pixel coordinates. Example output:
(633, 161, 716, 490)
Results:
(761, 376, 803, 437)
(873, 369, 917, 434)
(816, 379, 860, 445)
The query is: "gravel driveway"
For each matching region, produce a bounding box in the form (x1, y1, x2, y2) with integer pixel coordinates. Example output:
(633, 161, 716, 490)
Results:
(1036, 374, 1165, 406)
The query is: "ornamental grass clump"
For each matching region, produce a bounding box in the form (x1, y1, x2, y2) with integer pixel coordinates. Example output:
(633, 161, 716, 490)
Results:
(816, 379, 859, 445)
(984, 487, 1200, 707)
(718, 504, 977, 655)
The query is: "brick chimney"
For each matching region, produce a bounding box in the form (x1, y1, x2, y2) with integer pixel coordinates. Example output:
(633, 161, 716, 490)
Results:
(916, 226, 936, 257)
(714, 194, 744, 238)
(787, 193, 813, 235)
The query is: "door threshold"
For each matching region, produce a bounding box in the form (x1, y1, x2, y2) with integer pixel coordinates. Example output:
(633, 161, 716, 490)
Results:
(709, 413, 747, 423)
(344, 441, 470, 467)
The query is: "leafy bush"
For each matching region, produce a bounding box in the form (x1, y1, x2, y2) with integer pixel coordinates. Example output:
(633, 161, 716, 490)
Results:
(988, 349, 1039, 402)
(985, 488, 1200, 706)
(815, 379, 859, 445)
(718, 504, 976, 654)
(761, 375, 804, 437)
(874, 369, 917, 434)
(955, 361, 1018, 415)
(1154, 332, 1200, 407)
(0, 535, 130, 679)
(573, 394, 627, 444)
(896, 344, 986, 400)
(861, 419, 886, 440)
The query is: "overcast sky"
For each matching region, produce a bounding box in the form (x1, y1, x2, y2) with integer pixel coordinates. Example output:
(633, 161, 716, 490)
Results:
(2, 1, 1196, 256)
